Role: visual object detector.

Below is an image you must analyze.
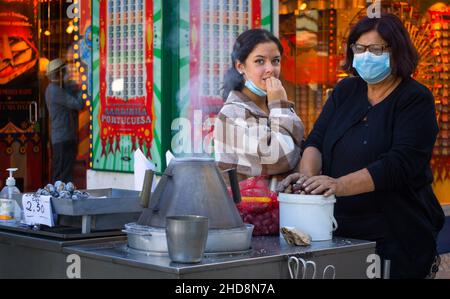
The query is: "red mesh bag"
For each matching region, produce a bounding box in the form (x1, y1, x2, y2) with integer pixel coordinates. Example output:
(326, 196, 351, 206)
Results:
(235, 176, 279, 236)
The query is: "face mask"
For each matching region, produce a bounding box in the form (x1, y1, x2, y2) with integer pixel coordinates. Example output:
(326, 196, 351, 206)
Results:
(245, 79, 267, 97)
(352, 51, 391, 84)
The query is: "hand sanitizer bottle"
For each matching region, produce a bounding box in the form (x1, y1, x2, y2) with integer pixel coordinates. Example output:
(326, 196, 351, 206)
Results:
(0, 168, 21, 224)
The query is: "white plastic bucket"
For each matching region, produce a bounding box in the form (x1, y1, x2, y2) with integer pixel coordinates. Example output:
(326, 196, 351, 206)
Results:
(278, 193, 338, 241)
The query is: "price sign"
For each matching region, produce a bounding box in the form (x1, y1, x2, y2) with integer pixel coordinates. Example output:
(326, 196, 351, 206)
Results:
(22, 194, 55, 227)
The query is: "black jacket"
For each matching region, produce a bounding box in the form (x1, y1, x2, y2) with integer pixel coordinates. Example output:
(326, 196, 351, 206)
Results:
(305, 77, 445, 278)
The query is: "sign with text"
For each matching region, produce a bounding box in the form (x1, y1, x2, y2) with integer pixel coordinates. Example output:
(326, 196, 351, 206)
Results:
(21, 194, 54, 227)
(97, 0, 157, 168)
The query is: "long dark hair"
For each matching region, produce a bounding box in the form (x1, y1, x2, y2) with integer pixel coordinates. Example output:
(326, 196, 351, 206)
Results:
(343, 13, 418, 79)
(222, 29, 284, 100)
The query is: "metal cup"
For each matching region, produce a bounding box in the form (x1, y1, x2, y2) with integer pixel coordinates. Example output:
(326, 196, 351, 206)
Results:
(166, 215, 209, 263)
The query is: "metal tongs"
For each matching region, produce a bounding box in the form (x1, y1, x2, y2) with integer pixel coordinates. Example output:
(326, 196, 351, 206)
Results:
(288, 256, 336, 279)
(288, 256, 317, 279)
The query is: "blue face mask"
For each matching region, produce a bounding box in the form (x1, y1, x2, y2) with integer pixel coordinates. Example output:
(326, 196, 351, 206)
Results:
(245, 80, 267, 97)
(352, 51, 391, 84)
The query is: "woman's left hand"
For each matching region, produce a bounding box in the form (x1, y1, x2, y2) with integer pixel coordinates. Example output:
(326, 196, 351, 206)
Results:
(266, 77, 288, 102)
(302, 175, 344, 197)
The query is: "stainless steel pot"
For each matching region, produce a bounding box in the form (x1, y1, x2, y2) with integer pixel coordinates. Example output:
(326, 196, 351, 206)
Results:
(137, 157, 243, 229)
(123, 223, 168, 253)
(123, 222, 254, 254)
(205, 224, 254, 253)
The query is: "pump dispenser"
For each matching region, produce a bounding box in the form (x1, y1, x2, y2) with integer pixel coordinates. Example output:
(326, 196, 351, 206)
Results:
(0, 168, 21, 223)
(6, 168, 17, 188)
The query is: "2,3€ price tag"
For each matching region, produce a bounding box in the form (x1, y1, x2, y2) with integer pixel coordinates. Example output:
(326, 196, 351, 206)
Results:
(22, 194, 55, 227)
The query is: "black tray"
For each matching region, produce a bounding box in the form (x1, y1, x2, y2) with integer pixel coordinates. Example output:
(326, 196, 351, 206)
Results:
(0, 223, 125, 240)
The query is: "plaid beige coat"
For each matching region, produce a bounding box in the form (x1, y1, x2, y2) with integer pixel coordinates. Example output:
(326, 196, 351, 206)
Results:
(214, 90, 304, 179)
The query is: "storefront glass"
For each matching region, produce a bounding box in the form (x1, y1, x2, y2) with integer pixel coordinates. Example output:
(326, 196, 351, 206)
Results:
(0, 0, 89, 191)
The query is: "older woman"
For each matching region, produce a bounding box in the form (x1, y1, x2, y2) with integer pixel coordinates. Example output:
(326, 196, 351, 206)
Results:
(278, 13, 445, 278)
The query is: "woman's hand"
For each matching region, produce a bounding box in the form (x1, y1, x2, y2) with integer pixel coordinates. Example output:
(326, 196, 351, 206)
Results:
(275, 172, 311, 193)
(266, 77, 288, 102)
(302, 175, 344, 197)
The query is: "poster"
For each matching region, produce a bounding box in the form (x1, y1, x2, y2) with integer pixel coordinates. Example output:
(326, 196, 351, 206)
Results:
(92, 0, 163, 172)
(0, 0, 39, 155)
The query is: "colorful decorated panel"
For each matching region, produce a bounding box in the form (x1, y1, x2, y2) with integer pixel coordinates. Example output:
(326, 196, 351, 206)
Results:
(92, 0, 163, 172)
(176, 0, 272, 154)
(76, 0, 93, 169)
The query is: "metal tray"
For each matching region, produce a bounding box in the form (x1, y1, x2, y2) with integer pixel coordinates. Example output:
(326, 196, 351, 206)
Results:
(12, 188, 143, 234)
(14, 188, 143, 216)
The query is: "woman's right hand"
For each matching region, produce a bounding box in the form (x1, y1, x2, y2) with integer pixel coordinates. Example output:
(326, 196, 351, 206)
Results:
(275, 172, 311, 193)
(266, 77, 288, 102)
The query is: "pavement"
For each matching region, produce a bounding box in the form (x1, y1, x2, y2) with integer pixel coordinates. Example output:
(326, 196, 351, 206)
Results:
(436, 253, 450, 279)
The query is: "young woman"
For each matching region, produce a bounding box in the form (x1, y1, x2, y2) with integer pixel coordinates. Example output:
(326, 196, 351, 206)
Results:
(214, 29, 304, 182)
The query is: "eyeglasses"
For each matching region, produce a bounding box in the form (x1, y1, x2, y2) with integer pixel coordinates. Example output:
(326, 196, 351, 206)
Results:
(350, 44, 390, 56)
